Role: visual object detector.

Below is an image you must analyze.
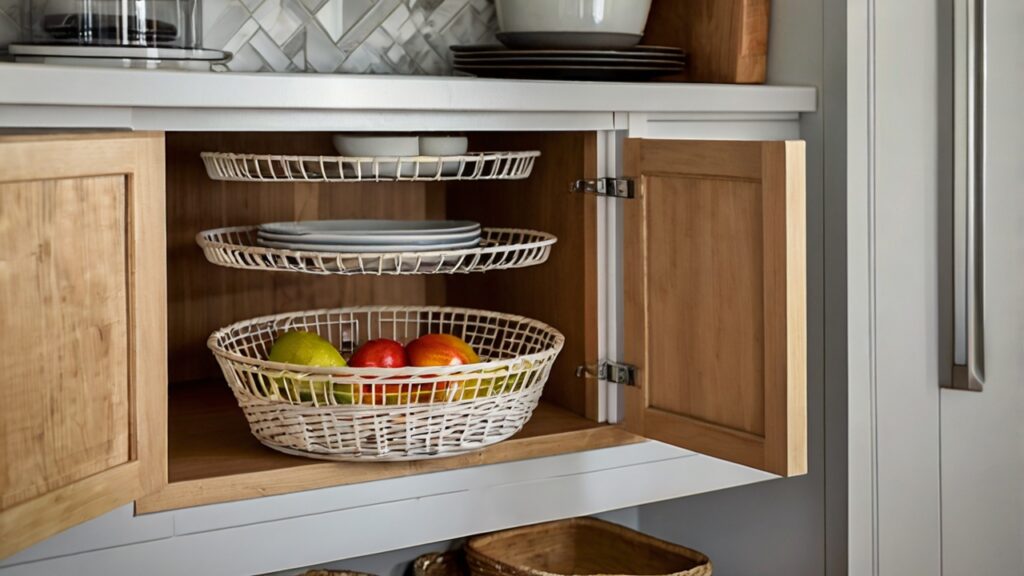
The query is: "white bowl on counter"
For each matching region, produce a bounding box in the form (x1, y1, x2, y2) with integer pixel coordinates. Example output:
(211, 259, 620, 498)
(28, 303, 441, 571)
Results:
(495, 0, 653, 49)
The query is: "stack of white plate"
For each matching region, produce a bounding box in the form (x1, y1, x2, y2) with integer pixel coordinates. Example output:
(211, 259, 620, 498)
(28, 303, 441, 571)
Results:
(256, 220, 482, 253)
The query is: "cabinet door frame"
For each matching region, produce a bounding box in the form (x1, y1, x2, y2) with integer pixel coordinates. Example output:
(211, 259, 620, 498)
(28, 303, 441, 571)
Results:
(621, 138, 807, 477)
(0, 132, 167, 558)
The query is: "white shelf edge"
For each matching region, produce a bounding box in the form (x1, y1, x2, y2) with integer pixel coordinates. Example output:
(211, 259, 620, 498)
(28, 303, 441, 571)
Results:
(0, 443, 776, 576)
(0, 63, 817, 116)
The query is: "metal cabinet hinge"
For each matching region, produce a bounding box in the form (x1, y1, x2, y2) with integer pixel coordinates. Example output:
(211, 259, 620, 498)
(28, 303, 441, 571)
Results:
(570, 177, 635, 199)
(576, 360, 637, 386)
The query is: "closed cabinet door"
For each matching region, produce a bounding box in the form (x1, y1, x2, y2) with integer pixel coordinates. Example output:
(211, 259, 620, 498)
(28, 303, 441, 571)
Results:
(940, 0, 1024, 573)
(0, 133, 167, 558)
(622, 138, 807, 477)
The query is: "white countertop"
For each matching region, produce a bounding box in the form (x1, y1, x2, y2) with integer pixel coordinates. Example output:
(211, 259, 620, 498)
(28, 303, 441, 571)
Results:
(0, 63, 816, 133)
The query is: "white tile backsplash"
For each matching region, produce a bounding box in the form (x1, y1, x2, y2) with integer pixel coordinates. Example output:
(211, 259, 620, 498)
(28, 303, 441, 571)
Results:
(0, 0, 497, 73)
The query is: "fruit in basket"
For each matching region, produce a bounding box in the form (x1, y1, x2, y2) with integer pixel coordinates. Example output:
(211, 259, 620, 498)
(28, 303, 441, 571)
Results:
(406, 334, 481, 366)
(349, 339, 408, 368)
(267, 330, 353, 404)
(399, 334, 482, 403)
(269, 331, 346, 367)
(454, 359, 534, 401)
(349, 339, 420, 404)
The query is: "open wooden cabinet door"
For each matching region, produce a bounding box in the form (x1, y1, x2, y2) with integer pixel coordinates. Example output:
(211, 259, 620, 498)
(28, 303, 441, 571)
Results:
(622, 139, 806, 477)
(0, 133, 167, 558)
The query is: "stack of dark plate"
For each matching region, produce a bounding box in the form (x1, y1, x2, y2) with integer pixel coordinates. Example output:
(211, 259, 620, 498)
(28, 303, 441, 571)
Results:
(451, 45, 686, 82)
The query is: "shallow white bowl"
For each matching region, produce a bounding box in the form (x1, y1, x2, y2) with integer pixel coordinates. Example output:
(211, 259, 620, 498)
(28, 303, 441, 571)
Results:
(496, 0, 652, 35)
(419, 136, 469, 156)
(332, 135, 419, 157)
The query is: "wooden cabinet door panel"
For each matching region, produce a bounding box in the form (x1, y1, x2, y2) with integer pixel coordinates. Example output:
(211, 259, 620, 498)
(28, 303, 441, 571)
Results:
(0, 133, 166, 558)
(0, 176, 130, 511)
(622, 139, 806, 477)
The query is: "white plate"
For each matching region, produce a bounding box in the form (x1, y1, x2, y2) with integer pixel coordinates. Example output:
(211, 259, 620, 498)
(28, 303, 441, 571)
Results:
(259, 220, 481, 236)
(255, 237, 483, 253)
(256, 230, 482, 245)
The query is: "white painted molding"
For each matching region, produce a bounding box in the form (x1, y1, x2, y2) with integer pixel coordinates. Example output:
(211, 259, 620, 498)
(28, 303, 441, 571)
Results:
(846, 0, 878, 574)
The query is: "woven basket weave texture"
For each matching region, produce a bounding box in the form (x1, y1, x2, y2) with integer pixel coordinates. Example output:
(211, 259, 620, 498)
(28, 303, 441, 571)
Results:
(197, 227, 556, 276)
(210, 306, 564, 461)
(465, 518, 712, 576)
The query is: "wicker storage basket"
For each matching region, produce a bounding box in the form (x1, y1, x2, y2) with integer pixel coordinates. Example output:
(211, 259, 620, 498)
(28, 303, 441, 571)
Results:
(465, 518, 712, 576)
(209, 306, 564, 461)
(302, 571, 375, 576)
(415, 552, 467, 576)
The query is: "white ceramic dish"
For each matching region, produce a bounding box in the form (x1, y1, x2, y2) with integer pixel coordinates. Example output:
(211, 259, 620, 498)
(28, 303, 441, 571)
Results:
(255, 238, 483, 253)
(259, 220, 481, 236)
(495, 0, 652, 48)
(419, 136, 469, 156)
(332, 135, 419, 157)
(256, 230, 482, 246)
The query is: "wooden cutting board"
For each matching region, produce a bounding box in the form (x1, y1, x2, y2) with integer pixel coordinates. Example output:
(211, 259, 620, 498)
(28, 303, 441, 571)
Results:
(642, 0, 770, 84)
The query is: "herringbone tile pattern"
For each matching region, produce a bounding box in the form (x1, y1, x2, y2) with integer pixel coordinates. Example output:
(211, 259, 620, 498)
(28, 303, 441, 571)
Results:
(1, 0, 497, 73)
(0, 0, 20, 51)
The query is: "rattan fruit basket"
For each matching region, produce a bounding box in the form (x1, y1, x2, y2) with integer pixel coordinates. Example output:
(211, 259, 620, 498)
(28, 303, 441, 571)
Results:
(209, 306, 564, 461)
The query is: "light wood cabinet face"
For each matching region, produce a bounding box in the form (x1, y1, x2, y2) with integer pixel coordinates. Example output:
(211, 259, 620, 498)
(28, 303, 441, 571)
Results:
(0, 133, 167, 558)
(0, 176, 130, 511)
(622, 139, 807, 477)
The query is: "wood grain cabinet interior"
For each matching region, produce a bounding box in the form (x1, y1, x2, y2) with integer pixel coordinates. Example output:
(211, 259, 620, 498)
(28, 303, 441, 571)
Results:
(0, 131, 805, 558)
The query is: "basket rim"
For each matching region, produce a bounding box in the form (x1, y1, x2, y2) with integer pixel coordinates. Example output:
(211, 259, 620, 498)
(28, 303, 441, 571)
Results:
(200, 150, 543, 162)
(196, 226, 558, 258)
(465, 517, 711, 576)
(207, 305, 566, 378)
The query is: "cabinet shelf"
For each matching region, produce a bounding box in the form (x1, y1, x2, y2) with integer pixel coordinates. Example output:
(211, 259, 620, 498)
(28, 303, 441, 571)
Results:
(136, 380, 641, 513)
(197, 226, 557, 275)
(201, 151, 540, 183)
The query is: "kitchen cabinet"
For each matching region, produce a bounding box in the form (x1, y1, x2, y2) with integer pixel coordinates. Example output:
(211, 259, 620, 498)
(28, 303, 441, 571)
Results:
(0, 133, 167, 558)
(622, 139, 806, 476)
(0, 125, 806, 560)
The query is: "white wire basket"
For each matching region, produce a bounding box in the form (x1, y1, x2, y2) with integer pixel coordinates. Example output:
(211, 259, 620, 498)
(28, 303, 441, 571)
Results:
(196, 227, 557, 276)
(209, 306, 565, 461)
(200, 151, 540, 183)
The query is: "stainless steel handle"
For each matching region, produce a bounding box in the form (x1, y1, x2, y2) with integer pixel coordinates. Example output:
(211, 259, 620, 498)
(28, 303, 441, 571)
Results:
(949, 0, 985, 391)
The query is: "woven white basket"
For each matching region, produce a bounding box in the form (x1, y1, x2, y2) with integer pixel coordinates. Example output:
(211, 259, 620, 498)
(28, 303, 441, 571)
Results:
(196, 227, 557, 276)
(201, 151, 540, 183)
(209, 306, 565, 461)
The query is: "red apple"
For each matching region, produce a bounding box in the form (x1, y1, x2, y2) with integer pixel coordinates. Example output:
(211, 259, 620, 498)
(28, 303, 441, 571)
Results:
(350, 339, 420, 404)
(348, 339, 408, 368)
